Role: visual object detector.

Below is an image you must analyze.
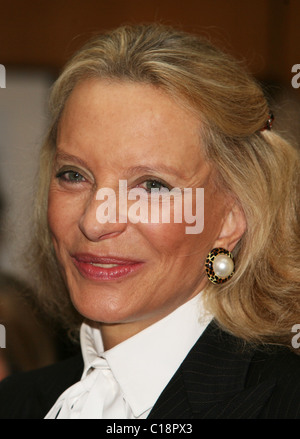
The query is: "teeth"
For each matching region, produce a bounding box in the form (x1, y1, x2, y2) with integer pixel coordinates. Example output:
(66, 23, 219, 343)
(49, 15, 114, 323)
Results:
(90, 263, 120, 268)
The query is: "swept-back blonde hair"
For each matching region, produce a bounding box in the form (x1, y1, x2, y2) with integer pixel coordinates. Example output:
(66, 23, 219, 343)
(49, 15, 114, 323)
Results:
(29, 24, 300, 350)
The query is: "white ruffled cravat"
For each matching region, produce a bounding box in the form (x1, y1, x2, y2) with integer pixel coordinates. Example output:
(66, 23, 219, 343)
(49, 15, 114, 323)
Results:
(45, 292, 212, 419)
(45, 324, 128, 419)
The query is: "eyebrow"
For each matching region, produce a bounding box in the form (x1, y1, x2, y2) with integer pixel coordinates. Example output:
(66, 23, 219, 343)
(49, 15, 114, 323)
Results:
(54, 150, 90, 169)
(126, 164, 186, 179)
(54, 150, 186, 179)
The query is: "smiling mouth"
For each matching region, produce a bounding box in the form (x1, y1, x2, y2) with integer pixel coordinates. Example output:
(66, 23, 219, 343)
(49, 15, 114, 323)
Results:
(90, 263, 120, 268)
(71, 254, 144, 281)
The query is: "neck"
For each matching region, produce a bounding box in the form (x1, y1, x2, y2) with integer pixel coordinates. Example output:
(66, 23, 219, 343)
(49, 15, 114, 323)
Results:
(93, 290, 206, 350)
(99, 317, 160, 350)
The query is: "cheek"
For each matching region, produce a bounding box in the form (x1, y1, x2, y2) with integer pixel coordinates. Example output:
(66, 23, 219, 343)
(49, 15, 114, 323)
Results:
(142, 222, 185, 253)
(47, 190, 64, 238)
(137, 220, 207, 260)
(137, 192, 228, 264)
(47, 188, 81, 242)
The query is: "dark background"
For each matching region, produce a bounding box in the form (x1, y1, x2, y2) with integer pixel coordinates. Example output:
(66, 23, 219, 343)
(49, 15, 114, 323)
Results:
(1, 0, 299, 85)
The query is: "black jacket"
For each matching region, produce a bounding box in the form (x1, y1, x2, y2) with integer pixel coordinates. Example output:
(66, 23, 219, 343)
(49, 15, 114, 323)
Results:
(0, 321, 300, 419)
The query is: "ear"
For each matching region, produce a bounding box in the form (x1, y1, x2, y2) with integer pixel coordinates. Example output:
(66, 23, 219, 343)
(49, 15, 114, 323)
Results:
(213, 202, 246, 252)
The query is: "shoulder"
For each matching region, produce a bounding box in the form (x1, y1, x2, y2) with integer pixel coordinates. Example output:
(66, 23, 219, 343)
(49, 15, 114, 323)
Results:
(187, 322, 300, 419)
(215, 324, 300, 418)
(0, 354, 83, 419)
(246, 346, 300, 418)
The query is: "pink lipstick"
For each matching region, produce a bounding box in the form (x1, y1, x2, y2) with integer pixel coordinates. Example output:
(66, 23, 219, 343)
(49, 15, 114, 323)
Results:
(72, 253, 144, 281)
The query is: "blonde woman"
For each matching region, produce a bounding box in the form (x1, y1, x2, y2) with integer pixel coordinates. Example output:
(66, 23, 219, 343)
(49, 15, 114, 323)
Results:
(0, 24, 299, 419)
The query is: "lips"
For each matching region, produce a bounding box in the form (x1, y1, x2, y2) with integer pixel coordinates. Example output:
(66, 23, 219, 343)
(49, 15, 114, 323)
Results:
(71, 253, 144, 281)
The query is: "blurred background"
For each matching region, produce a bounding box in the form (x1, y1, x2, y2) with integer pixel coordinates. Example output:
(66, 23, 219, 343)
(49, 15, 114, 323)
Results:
(0, 0, 299, 377)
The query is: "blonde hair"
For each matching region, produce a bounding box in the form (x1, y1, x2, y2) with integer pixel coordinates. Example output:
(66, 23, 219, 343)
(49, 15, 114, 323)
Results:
(29, 24, 300, 350)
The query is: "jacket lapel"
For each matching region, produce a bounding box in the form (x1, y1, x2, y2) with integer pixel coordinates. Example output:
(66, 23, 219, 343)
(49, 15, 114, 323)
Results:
(148, 321, 276, 419)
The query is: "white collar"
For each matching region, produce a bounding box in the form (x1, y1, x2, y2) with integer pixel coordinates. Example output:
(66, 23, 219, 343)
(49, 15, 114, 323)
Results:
(80, 291, 212, 418)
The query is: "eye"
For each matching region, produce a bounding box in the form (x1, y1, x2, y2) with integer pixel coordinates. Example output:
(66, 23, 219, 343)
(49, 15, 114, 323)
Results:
(56, 170, 86, 184)
(139, 179, 171, 193)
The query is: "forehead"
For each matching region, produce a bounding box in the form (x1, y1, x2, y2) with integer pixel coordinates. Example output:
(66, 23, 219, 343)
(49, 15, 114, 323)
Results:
(57, 79, 208, 179)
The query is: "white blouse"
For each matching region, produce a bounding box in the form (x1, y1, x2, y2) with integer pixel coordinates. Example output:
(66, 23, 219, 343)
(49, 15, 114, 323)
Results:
(45, 291, 212, 419)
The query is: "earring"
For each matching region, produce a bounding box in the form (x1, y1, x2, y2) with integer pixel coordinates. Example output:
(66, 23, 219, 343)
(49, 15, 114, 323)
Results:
(205, 247, 235, 284)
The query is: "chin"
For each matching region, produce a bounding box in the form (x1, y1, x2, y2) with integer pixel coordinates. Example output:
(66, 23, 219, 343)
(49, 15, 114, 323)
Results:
(70, 289, 134, 324)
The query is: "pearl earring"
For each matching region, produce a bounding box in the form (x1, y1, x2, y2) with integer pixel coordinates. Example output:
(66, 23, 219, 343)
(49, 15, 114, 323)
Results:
(205, 248, 235, 284)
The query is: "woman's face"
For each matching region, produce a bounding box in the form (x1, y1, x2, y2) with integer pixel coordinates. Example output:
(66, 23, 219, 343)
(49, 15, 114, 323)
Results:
(48, 79, 234, 339)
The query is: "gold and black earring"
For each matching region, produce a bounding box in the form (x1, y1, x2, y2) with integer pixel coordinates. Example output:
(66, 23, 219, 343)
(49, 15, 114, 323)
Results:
(205, 247, 235, 284)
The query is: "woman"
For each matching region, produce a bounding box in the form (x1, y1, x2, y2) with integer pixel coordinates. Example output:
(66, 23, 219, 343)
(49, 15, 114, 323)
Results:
(0, 23, 299, 419)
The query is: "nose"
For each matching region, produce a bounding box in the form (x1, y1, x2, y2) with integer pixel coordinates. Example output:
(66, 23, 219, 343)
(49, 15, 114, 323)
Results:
(79, 189, 127, 241)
